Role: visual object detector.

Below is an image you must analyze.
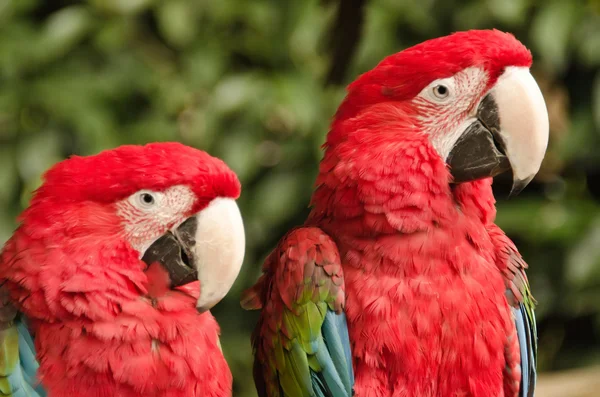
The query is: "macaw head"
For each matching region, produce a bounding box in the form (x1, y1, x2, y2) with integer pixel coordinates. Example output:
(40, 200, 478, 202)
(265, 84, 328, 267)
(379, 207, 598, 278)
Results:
(13, 142, 245, 312)
(328, 29, 549, 194)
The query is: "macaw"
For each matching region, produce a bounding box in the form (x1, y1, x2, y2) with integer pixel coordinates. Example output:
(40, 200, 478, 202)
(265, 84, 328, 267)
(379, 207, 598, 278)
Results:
(242, 29, 548, 397)
(0, 142, 246, 397)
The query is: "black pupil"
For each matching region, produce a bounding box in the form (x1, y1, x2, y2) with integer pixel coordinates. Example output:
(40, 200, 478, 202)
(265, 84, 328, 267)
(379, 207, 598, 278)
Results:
(142, 193, 154, 204)
(436, 85, 448, 95)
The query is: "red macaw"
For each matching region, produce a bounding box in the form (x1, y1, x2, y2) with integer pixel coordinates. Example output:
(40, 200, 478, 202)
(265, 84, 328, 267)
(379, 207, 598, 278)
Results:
(242, 29, 548, 397)
(0, 142, 246, 397)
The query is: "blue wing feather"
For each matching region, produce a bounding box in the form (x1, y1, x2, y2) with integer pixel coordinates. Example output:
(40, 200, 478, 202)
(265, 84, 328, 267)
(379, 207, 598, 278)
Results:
(5, 365, 37, 397)
(513, 304, 536, 397)
(310, 372, 329, 397)
(2, 318, 46, 397)
(322, 310, 354, 390)
(310, 310, 354, 397)
(17, 320, 46, 397)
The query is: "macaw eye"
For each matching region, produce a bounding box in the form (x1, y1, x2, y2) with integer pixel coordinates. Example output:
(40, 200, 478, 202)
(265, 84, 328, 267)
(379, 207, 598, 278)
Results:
(137, 192, 156, 207)
(127, 189, 163, 211)
(433, 84, 450, 99)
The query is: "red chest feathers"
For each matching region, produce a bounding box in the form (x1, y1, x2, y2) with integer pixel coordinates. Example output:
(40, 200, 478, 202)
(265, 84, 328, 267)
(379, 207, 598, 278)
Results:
(33, 297, 231, 397)
(339, 227, 512, 396)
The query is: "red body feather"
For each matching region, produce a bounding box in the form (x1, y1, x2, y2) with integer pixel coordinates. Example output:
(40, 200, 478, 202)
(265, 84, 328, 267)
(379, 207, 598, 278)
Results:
(0, 143, 239, 396)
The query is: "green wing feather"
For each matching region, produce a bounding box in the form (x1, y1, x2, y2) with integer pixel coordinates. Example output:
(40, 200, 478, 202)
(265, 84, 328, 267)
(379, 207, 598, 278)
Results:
(242, 227, 354, 397)
(0, 283, 46, 397)
(0, 325, 20, 395)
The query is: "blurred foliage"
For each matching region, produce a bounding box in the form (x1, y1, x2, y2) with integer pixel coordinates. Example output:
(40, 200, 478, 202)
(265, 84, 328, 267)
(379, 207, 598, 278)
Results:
(0, 0, 599, 395)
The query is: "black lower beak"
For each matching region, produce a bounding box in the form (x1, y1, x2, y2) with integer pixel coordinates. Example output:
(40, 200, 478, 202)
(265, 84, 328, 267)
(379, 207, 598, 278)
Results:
(447, 94, 511, 184)
(141, 217, 199, 288)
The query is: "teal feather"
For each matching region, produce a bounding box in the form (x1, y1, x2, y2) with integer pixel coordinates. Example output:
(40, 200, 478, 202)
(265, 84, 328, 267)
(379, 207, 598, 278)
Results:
(6, 363, 37, 397)
(319, 311, 353, 395)
(514, 302, 536, 397)
(310, 372, 330, 397)
(17, 321, 45, 397)
(1, 318, 46, 397)
(313, 334, 347, 396)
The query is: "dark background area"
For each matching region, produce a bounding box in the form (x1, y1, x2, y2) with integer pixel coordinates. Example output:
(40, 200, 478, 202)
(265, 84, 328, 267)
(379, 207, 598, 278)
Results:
(0, 0, 599, 396)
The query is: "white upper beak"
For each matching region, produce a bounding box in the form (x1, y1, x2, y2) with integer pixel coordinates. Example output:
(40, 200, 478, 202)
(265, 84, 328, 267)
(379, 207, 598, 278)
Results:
(491, 66, 549, 190)
(190, 197, 245, 311)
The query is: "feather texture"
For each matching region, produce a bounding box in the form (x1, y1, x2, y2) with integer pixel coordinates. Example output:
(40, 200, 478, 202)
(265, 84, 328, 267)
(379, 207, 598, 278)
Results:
(0, 282, 45, 397)
(0, 143, 242, 397)
(247, 30, 540, 397)
(242, 227, 353, 397)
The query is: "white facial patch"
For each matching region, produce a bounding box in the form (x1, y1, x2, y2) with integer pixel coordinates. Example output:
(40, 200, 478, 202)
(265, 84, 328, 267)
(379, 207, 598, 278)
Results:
(414, 67, 489, 160)
(117, 185, 196, 255)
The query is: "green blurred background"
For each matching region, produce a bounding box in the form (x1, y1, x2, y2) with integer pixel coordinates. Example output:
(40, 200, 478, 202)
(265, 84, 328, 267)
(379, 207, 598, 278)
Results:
(1, 0, 599, 395)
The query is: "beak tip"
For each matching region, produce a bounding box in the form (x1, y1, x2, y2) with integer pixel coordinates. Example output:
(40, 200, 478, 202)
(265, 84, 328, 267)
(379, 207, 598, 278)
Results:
(196, 306, 210, 314)
(510, 175, 535, 196)
(195, 300, 216, 313)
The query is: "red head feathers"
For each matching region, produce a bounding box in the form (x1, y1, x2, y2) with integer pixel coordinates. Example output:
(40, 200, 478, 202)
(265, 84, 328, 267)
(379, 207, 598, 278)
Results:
(334, 29, 532, 125)
(32, 142, 240, 210)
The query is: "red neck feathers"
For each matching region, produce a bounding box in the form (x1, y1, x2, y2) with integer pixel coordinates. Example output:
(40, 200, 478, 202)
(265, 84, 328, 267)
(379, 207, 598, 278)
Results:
(308, 102, 497, 239)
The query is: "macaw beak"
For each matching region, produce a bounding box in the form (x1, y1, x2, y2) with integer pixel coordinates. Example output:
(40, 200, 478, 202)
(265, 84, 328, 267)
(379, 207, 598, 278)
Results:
(447, 66, 549, 194)
(142, 198, 245, 312)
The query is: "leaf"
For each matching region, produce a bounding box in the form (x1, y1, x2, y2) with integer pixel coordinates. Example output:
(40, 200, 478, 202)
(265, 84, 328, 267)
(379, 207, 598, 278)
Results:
(0, 147, 17, 203)
(250, 171, 310, 227)
(453, 2, 492, 31)
(16, 130, 62, 182)
(530, 1, 580, 74)
(566, 216, 600, 289)
(37, 6, 94, 63)
(156, 0, 199, 48)
(495, 198, 597, 244)
(212, 74, 268, 115)
(573, 14, 600, 67)
(488, 0, 530, 26)
(0, 0, 39, 22)
(213, 131, 261, 183)
(89, 0, 154, 16)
